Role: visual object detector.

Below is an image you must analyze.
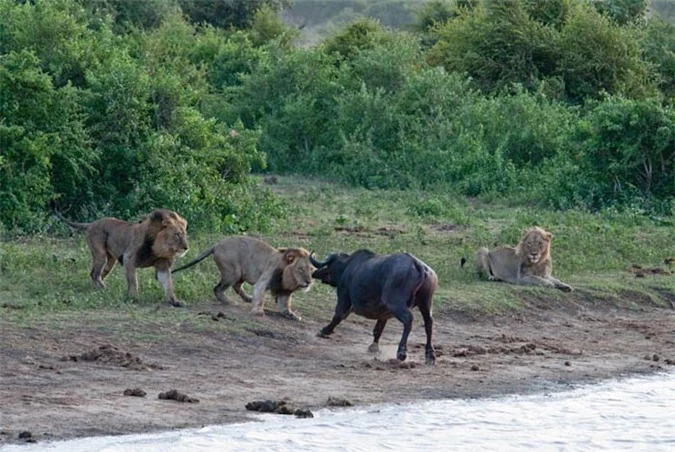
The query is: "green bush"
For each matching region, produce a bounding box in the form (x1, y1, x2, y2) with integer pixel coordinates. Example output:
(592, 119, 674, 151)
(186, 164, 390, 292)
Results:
(558, 3, 654, 102)
(580, 97, 675, 209)
(0, 50, 92, 233)
(0, 0, 283, 234)
(641, 17, 675, 103)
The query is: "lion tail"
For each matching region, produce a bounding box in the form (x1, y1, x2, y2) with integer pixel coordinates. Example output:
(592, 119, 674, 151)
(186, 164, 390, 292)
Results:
(49, 200, 91, 230)
(171, 247, 215, 274)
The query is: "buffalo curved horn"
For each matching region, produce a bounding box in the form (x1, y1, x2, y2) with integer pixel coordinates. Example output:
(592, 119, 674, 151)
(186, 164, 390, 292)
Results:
(309, 252, 336, 268)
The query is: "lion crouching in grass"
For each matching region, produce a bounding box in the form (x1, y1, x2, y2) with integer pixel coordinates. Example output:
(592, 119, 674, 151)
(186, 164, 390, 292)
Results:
(171, 236, 314, 320)
(473, 226, 573, 292)
(51, 203, 189, 306)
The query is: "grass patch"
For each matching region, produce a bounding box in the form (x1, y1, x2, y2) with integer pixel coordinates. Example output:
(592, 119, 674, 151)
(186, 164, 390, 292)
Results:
(2, 176, 673, 329)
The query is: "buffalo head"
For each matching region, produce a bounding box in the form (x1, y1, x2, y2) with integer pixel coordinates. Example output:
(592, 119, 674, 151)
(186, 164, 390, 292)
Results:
(309, 252, 344, 287)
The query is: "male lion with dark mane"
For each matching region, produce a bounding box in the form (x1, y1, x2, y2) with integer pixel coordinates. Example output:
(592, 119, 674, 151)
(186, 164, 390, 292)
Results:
(473, 226, 573, 292)
(51, 203, 189, 306)
(171, 236, 314, 320)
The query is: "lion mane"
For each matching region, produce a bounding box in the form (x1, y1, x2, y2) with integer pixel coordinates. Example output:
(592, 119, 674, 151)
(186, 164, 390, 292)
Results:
(474, 226, 573, 292)
(172, 235, 314, 320)
(51, 203, 189, 306)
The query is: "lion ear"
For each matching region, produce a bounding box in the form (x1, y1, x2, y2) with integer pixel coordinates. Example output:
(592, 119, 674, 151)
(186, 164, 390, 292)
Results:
(282, 249, 301, 264)
(545, 232, 553, 241)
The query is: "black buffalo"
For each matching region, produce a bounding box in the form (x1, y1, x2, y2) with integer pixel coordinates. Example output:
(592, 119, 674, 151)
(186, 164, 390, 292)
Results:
(310, 250, 438, 365)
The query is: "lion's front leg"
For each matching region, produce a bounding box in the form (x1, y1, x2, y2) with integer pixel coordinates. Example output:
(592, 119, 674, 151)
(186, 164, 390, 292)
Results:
(249, 273, 271, 316)
(276, 294, 301, 321)
(156, 261, 184, 307)
(547, 276, 574, 292)
(517, 274, 556, 288)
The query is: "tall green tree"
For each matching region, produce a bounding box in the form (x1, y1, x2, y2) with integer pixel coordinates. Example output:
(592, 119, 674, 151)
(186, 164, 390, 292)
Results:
(178, 0, 291, 30)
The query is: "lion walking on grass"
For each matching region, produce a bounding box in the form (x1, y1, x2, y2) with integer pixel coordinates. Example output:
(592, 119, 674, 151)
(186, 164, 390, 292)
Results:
(51, 203, 189, 306)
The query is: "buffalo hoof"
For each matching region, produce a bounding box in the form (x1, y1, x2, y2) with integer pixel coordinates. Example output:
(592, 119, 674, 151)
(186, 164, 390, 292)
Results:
(367, 343, 380, 354)
(425, 354, 436, 365)
(396, 350, 407, 362)
(317, 331, 331, 339)
(169, 299, 186, 308)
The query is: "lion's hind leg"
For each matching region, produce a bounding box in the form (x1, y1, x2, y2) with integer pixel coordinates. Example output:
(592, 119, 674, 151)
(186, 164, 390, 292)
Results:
(213, 260, 242, 305)
(476, 247, 494, 280)
(88, 247, 110, 289)
(100, 252, 117, 281)
(233, 282, 252, 304)
(213, 279, 236, 305)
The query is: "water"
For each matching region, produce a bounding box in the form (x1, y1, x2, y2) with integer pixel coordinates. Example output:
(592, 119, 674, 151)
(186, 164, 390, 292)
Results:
(3, 372, 674, 452)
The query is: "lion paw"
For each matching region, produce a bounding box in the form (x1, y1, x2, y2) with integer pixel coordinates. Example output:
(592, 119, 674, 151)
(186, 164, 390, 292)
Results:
(250, 308, 265, 317)
(283, 310, 302, 321)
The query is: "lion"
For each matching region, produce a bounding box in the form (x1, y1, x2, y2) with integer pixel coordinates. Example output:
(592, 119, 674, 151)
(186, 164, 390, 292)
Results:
(51, 203, 189, 306)
(171, 236, 314, 320)
(473, 226, 573, 292)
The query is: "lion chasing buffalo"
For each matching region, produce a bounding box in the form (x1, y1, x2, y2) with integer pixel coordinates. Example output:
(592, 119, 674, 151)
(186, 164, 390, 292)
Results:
(50, 201, 573, 363)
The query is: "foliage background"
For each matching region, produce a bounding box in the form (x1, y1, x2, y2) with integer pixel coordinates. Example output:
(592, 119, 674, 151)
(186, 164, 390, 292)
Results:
(1, 0, 673, 236)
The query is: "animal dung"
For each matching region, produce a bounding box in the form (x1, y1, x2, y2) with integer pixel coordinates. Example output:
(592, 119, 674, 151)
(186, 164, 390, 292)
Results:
(158, 389, 199, 403)
(123, 388, 147, 397)
(245, 399, 313, 418)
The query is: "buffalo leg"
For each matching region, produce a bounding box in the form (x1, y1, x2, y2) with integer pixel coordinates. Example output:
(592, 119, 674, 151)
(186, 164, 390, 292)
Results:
(319, 295, 352, 338)
(417, 304, 436, 365)
(368, 319, 388, 354)
(391, 308, 413, 362)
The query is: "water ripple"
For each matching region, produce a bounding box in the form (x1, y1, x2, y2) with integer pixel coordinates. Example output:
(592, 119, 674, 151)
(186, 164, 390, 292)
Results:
(3, 372, 674, 452)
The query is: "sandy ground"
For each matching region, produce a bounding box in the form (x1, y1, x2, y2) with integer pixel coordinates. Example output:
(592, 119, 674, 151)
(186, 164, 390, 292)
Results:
(1, 290, 674, 446)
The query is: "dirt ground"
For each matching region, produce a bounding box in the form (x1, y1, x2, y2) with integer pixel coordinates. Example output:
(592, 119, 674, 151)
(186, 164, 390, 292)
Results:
(1, 291, 674, 446)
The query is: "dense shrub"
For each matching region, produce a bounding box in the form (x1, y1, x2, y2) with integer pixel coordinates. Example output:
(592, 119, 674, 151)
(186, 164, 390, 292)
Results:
(0, 50, 92, 231)
(0, 0, 277, 234)
(1, 0, 673, 236)
(580, 97, 675, 206)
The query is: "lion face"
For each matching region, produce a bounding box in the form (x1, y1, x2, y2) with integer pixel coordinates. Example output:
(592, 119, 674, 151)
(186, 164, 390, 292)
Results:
(291, 257, 314, 292)
(150, 211, 189, 260)
(281, 248, 315, 292)
(520, 227, 552, 265)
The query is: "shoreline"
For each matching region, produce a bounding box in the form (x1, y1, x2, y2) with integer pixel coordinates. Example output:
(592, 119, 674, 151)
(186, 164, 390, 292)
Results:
(2, 295, 674, 446)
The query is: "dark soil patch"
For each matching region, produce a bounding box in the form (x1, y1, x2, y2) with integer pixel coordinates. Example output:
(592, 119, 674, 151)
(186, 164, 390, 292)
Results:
(197, 311, 233, 321)
(62, 344, 163, 371)
(630, 264, 673, 277)
(326, 397, 353, 407)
